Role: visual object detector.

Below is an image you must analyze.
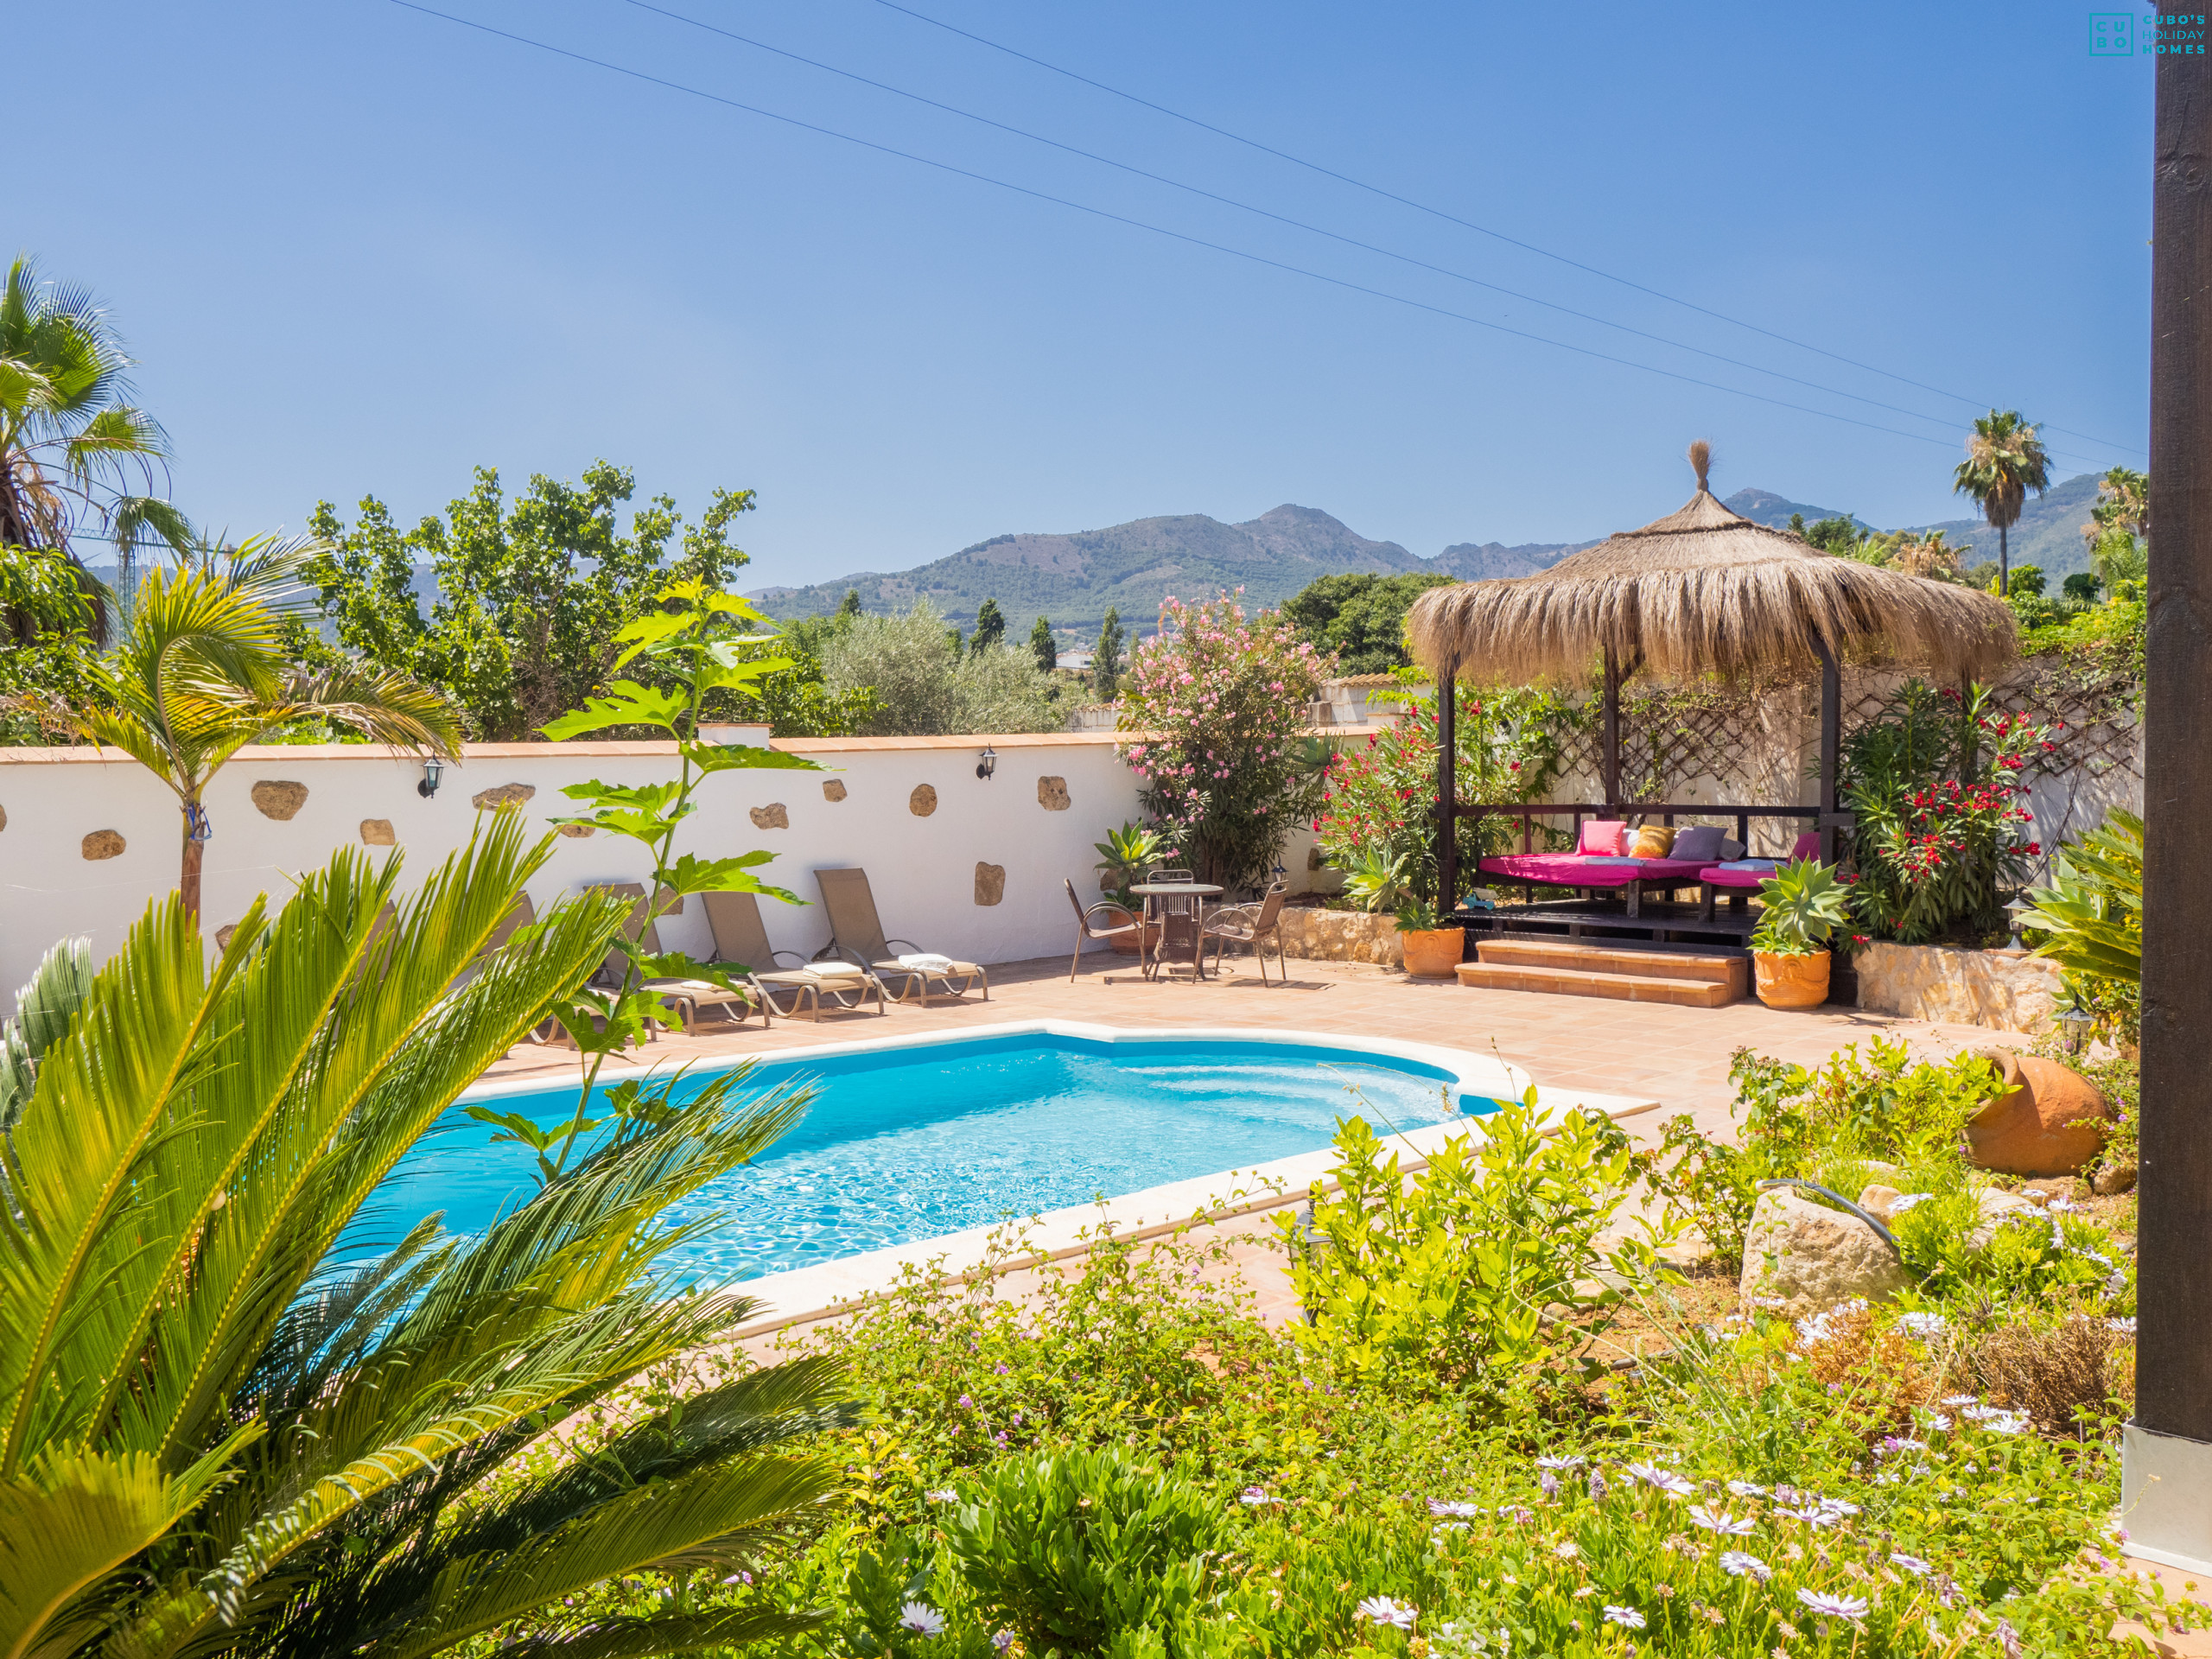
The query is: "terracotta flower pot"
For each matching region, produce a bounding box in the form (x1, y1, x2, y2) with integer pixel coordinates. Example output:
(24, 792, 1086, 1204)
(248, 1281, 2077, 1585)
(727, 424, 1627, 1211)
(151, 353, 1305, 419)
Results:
(1754, 949, 1831, 1009)
(1401, 926, 1465, 978)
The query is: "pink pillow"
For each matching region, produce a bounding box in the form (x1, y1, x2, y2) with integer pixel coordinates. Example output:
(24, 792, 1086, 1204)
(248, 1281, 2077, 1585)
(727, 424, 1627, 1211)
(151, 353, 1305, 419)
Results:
(1580, 819, 1629, 856)
(1790, 831, 1821, 861)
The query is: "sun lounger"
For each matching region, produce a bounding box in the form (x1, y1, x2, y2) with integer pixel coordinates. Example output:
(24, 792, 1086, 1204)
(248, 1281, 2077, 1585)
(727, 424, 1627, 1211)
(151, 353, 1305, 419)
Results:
(586, 882, 761, 1036)
(814, 867, 989, 1005)
(702, 888, 886, 1020)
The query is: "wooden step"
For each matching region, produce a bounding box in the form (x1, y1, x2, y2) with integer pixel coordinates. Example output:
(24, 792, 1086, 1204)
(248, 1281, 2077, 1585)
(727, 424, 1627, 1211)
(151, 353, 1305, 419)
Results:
(1455, 962, 1738, 1007)
(1474, 938, 1748, 999)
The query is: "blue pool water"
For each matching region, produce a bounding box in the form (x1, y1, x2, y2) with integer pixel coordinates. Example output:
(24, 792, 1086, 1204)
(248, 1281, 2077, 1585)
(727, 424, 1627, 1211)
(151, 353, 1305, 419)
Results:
(385, 1032, 1483, 1282)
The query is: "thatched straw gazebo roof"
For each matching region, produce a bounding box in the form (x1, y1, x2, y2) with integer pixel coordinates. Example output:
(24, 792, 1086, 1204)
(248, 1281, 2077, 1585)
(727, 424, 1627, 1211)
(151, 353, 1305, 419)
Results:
(1406, 446, 2017, 687)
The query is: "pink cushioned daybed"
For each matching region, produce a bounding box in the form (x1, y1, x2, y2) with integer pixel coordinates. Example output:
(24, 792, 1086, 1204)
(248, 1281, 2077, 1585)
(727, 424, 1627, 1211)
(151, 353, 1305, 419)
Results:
(1694, 831, 1821, 919)
(1475, 819, 1715, 918)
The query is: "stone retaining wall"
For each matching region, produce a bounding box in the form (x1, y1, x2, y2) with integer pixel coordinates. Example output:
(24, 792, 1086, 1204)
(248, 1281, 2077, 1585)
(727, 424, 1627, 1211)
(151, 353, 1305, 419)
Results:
(1277, 907, 1404, 968)
(1854, 942, 2063, 1034)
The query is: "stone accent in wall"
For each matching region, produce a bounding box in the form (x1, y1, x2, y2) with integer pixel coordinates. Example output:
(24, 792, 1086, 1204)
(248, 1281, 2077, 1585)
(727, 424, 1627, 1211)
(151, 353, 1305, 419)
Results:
(974, 861, 1006, 906)
(214, 924, 238, 950)
(749, 803, 790, 830)
(359, 819, 397, 846)
(1854, 943, 2063, 1034)
(82, 830, 125, 861)
(823, 779, 848, 802)
(471, 782, 537, 810)
(1275, 906, 1404, 968)
(1, 804, 9, 831)
(1037, 776, 1071, 810)
(910, 784, 938, 817)
(554, 822, 594, 838)
(251, 779, 309, 820)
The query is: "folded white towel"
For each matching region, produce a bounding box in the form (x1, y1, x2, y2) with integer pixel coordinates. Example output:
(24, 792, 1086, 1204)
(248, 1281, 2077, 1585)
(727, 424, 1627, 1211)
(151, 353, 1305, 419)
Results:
(896, 952, 957, 972)
(810, 961, 868, 978)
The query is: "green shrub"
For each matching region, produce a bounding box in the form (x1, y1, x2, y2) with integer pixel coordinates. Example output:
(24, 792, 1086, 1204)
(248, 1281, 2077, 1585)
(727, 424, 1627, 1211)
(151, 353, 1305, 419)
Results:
(1279, 1089, 1669, 1393)
(943, 1447, 1225, 1656)
(1728, 1038, 2002, 1170)
(1629, 1110, 1767, 1272)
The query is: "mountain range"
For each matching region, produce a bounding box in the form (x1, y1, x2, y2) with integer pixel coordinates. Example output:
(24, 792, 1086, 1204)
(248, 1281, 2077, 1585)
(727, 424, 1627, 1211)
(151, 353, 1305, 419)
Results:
(748, 474, 2108, 637)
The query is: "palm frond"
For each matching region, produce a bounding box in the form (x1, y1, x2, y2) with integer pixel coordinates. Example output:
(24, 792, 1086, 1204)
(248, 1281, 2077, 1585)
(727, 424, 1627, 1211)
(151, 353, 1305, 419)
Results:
(0, 937, 93, 1135)
(477, 1608, 826, 1659)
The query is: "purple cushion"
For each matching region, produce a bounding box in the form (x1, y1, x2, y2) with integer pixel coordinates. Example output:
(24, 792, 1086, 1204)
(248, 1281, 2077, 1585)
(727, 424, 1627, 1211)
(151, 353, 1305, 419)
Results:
(1670, 824, 1727, 862)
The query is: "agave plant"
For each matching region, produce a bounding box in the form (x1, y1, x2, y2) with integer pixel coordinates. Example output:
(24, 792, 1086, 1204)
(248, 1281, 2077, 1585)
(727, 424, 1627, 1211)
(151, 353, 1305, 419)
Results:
(0, 814, 849, 1659)
(1342, 847, 1421, 915)
(1092, 821, 1176, 904)
(2018, 808, 2142, 989)
(1751, 859, 1853, 957)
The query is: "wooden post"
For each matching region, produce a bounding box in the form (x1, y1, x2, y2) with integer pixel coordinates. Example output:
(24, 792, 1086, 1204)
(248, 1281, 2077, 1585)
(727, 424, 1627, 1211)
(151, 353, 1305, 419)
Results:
(1600, 647, 1623, 811)
(2124, 32, 2212, 1574)
(1437, 665, 1458, 914)
(1812, 638, 1840, 863)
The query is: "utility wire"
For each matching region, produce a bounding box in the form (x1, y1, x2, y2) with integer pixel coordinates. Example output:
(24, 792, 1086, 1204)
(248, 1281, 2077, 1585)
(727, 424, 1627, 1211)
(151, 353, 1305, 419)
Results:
(865, 0, 2144, 460)
(385, 1, 2010, 455)
(620, 0, 2105, 461)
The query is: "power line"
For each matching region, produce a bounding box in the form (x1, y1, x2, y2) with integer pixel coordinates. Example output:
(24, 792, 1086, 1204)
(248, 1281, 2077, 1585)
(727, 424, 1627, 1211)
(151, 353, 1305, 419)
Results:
(864, 0, 2145, 461)
(619, 0, 2107, 462)
(383, 1, 2015, 456)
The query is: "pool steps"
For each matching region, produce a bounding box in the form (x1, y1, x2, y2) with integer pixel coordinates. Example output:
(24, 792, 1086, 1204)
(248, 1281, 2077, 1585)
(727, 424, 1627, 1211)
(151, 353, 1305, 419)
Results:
(1454, 938, 1745, 1007)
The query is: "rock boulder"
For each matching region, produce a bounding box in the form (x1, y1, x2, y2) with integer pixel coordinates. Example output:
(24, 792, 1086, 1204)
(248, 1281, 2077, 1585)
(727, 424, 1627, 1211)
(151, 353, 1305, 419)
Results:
(1738, 1189, 1907, 1317)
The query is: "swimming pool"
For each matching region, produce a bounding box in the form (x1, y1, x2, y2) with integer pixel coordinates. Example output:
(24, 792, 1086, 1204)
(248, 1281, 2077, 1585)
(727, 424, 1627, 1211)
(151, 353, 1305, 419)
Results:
(389, 1023, 1516, 1283)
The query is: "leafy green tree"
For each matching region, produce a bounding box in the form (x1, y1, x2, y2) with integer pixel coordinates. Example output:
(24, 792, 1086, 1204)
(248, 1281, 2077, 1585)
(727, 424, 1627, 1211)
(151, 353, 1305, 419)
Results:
(1029, 614, 1057, 673)
(1281, 571, 1451, 674)
(836, 586, 863, 621)
(820, 601, 1060, 736)
(2007, 563, 2048, 598)
(0, 816, 848, 1659)
(1952, 410, 2051, 597)
(969, 596, 1006, 655)
(304, 463, 756, 740)
(1091, 605, 1124, 701)
(0, 255, 194, 640)
(2063, 572, 2103, 604)
(75, 537, 458, 919)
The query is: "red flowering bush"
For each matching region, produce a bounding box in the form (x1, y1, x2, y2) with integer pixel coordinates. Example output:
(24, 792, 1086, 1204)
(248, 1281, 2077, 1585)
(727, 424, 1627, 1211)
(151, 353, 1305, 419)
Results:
(1116, 592, 1332, 891)
(1843, 682, 2052, 944)
(1314, 681, 1576, 892)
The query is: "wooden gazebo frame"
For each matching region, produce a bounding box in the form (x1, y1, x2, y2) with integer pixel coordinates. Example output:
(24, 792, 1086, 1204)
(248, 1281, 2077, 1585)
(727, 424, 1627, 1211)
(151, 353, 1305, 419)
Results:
(1406, 444, 2018, 916)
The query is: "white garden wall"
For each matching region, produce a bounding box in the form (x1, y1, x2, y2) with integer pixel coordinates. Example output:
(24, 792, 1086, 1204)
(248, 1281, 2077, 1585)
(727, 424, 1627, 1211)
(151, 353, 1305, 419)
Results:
(0, 733, 1146, 1014)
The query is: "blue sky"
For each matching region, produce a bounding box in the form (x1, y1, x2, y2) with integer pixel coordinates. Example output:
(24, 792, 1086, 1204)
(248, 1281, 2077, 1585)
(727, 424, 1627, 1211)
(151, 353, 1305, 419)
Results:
(15, 1, 2153, 588)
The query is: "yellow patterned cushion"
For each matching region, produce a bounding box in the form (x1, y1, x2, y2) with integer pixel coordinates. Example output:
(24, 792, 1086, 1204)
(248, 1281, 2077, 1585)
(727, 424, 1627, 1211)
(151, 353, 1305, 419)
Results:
(1630, 823, 1677, 859)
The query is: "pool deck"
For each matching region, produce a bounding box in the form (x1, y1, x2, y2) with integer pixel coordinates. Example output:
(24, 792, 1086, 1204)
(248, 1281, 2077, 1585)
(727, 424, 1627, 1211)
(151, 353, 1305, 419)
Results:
(484, 950, 2012, 1334)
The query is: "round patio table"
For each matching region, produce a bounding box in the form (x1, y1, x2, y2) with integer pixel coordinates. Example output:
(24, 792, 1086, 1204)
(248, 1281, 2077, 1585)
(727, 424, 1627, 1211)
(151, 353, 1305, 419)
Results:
(1128, 881, 1223, 980)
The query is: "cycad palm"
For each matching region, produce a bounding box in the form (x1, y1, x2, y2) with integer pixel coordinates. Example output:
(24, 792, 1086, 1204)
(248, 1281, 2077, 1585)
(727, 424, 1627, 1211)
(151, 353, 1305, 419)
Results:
(0, 816, 849, 1659)
(1951, 409, 2050, 597)
(74, 535, 460, 919)
(0, 254, 194, 639)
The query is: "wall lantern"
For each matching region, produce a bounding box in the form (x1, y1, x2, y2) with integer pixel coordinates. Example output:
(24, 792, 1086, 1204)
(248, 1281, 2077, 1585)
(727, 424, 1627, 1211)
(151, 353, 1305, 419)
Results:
(2058, 996, 2096, 1055)
(419, 757, 445, 799)
(976, 745, 997, 781)
(2002, 893, 2033, 952)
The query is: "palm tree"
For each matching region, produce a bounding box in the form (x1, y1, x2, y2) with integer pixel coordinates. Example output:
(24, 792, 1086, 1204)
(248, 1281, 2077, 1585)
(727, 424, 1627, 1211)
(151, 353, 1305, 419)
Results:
(1951, 410, 2051, 597)
(0, 817, 849, 1659)
(73, 535, 460, 920)
(0, 255, 194, 639)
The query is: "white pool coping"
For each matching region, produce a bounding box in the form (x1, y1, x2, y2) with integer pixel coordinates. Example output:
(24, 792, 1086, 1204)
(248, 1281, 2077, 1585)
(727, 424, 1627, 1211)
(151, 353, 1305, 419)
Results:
(460, 1020, 1662, 1336)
